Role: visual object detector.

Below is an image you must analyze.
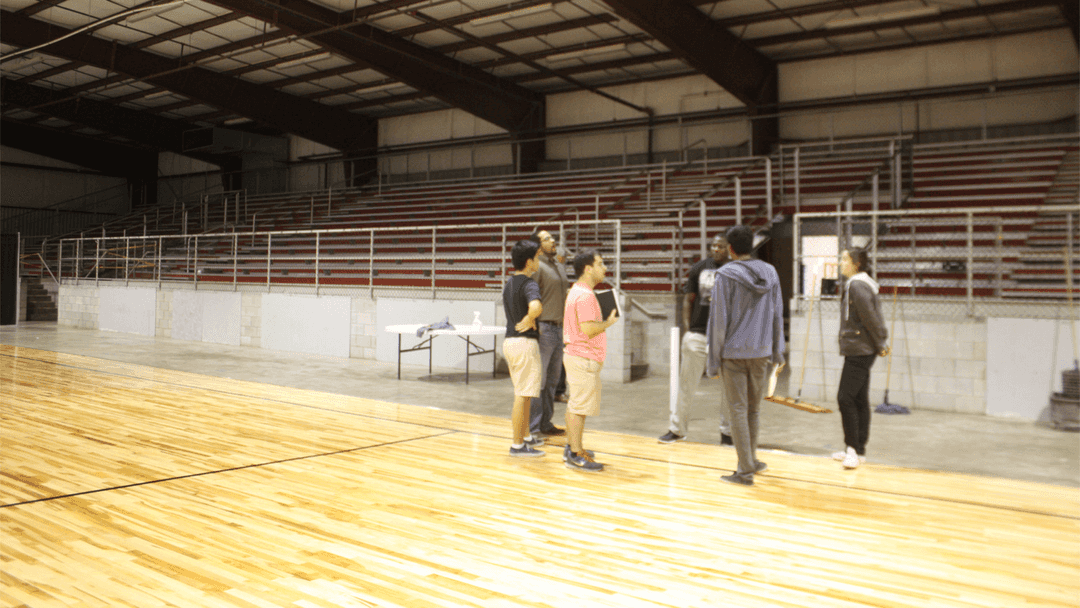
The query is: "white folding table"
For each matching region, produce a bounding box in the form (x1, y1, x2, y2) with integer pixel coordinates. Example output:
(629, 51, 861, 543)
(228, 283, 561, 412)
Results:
(384, 324, 506, 384)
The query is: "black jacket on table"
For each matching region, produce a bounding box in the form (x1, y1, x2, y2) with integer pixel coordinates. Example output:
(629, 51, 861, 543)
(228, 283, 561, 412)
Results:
(839, 272, 888, 357)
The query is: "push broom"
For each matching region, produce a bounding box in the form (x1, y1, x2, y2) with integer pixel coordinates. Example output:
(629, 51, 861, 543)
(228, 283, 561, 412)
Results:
(875, 288, 909, 414)
(766, 275, 831, 413)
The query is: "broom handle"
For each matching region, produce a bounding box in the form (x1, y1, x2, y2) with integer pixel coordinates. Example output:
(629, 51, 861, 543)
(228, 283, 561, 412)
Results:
(796, 275, 816, 397)
(1067, 246, 1078, 369)
(884, 288, 898, 390)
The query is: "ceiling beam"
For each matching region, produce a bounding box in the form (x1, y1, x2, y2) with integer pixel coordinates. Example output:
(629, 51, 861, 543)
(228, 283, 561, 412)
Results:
(1, 118, 157, 178)
(1, 77, 232, 166)
(205, 0, 544, 133)
(750, 0, 1060, 47)
(436, 14, 619, 54)
(712, 0, 926, 28)
(601, 0, 777, 109)
(773, 24, 1067, 62)
(0, 10, 376, 152)
(1060, 0, 1079, 46)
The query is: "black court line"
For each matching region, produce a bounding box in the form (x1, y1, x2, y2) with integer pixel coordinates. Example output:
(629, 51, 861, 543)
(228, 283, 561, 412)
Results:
(1, 431, 457, 509)
(3, 350, 1079, 520)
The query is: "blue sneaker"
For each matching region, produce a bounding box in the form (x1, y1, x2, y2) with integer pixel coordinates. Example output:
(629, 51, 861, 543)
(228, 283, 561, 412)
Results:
(562, 444, 595, 461)
(524, 436, 545, 449)
(565, 450, 603, 472)
(510, 444, 545, 458)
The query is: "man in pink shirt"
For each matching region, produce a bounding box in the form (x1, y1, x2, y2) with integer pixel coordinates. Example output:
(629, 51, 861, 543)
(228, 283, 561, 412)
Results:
(562, 250, 619, 472)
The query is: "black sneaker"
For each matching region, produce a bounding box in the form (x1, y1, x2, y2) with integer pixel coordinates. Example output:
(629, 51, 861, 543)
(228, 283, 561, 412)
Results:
(541, 426, 566, 437)
(720, 434, 734, 446)
(721, 473, 753, 486)
(658, 431, 685, 444)
(524, 436, 545, 449)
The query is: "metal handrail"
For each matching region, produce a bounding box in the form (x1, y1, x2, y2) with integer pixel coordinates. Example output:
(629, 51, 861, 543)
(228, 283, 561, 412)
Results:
(681, 156, 770, 213)
(18, 252, 59, 284)
(57, 218, 625, 292)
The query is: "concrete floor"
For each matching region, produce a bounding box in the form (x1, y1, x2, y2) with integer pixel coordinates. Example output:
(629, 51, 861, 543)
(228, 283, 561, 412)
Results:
(3, 321, 1078, 487)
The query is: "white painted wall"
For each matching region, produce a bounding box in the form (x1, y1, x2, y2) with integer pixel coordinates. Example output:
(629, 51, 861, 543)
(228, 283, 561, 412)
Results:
(779, 30, 1079, 140)
(261, 293, 352, 358)
(98, 285, 156, 336)
(379, 109, 508, 176)
(547, 75, 748, 159)
(171, 290, 242, 346)
(987, 317, 1078, 421)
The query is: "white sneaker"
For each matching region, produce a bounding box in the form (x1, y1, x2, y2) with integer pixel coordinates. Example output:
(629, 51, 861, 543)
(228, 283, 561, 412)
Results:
(834, 449, 866, 463)
(842, 447, 861, 469)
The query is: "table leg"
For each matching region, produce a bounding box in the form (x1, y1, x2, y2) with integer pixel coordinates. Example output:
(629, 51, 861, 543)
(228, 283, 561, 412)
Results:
(492, 335, 497, 379)
(465, 336, 470, 385)
(397, 334, 402, 380)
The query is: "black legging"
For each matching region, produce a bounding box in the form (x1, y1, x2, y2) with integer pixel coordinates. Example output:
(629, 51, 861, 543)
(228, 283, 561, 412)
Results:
(837, 354, 877, 456)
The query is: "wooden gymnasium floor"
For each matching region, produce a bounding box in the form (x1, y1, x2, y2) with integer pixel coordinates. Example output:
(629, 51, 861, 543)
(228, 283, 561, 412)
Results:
(2, 344, 1079, 608)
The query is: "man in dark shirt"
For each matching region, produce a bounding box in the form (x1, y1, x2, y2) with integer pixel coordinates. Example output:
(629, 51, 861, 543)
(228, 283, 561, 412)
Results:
(658, 234, 732, 445)
(528, 229, 570, 437)
(501, 240, 545, 457)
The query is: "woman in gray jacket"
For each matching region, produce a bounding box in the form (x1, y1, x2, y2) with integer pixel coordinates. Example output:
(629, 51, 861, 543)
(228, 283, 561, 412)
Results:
(835, 248, 890, 469)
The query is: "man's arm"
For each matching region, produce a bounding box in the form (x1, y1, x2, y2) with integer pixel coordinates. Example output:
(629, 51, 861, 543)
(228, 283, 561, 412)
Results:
(682, 294, 694, 332)
(515, 299, 542, 333)
(681, 263, 699, 332)
(580, 308, 618, 338)
(706, 273, 726, 377)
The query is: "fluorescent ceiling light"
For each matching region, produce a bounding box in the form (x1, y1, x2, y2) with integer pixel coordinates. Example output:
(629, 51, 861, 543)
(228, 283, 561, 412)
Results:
(546, 42, 626, 62)
(223, 117, 252, 125)
(123, 1, 188, 24)
(275, 51, 332, 69)
(826, 6, 940, 29)
(468, 3, 553, 26)
(144, 89, 170, 99)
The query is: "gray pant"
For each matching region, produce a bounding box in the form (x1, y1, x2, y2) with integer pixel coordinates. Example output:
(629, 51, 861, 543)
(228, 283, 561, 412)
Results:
(722, 357, 770, 482)
(670, 331, 730, 437)
(530, 321, 563, 434)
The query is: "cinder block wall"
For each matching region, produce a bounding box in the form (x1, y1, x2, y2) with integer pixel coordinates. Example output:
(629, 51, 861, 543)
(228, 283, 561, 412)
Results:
(58, 283, 99, 329)
(788, 301, 988, 413)
(57, 281, 632, 382)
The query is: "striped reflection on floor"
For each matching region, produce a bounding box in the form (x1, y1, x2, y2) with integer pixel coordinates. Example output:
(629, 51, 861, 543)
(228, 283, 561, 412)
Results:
(2, 345, 1078, 608)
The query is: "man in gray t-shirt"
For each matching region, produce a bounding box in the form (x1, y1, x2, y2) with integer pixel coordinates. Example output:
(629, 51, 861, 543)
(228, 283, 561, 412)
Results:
(528, 229, 570, 436)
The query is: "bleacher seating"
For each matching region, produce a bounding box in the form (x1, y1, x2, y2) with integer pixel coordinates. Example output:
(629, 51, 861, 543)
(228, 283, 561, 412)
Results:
(26, 134, 1079, 299)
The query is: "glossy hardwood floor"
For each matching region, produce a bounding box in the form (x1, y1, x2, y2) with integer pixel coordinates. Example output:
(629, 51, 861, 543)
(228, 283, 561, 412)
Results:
(2, 344, 1078, 608)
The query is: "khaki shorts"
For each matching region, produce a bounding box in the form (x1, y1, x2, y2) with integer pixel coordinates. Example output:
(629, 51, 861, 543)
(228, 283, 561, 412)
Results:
(503, 337, 541, 398)
(564, 353, 603, 416)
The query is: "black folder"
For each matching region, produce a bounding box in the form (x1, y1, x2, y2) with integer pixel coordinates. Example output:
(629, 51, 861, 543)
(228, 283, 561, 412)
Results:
(595, 289, 621, 319)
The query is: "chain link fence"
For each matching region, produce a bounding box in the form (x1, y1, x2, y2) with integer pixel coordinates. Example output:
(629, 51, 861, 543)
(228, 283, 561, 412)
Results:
(795, 204, 1079, 318)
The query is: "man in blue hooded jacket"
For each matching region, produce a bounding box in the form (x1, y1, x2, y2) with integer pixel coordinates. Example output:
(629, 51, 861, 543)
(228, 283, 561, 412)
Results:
(706, 225, 786, 486)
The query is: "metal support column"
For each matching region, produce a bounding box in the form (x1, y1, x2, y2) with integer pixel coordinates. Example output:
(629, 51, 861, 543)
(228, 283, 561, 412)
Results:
(966, 211, 974, 315)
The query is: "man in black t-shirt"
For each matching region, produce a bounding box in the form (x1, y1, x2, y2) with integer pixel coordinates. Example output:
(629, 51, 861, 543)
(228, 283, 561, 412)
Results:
(502, 240, 546, 457)
(658, 235, 732, 445)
